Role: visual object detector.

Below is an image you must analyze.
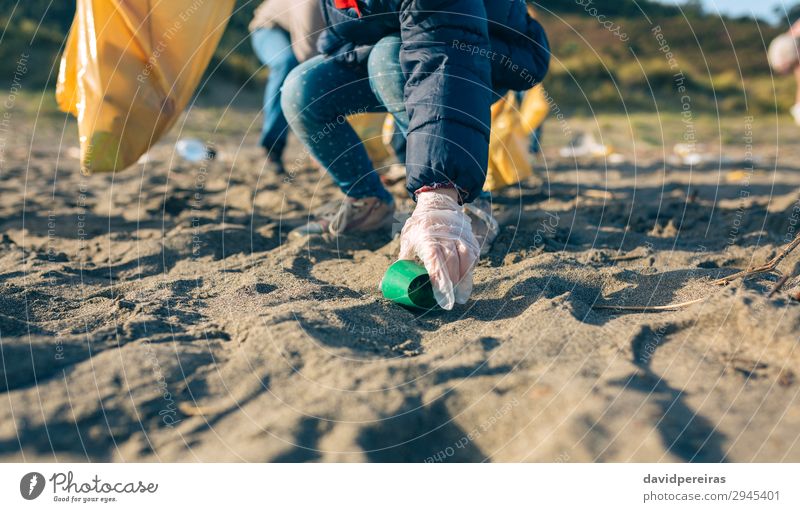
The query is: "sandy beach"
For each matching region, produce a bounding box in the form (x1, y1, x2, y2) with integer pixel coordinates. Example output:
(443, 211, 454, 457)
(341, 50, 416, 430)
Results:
(1, 100, 800, 462)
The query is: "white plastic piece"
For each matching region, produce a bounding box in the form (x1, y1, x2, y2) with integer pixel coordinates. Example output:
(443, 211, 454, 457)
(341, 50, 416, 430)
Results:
(559, 132, 610, 159)
(176, 138, 210, 162)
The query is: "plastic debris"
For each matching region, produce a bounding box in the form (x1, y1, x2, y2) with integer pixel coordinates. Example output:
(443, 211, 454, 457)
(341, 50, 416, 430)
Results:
(559, 132, 613, 159)
(176, 139, 216, 162)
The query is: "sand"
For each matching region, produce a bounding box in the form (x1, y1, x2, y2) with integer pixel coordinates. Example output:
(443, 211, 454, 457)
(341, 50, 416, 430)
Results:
(1, 104, 800, 462)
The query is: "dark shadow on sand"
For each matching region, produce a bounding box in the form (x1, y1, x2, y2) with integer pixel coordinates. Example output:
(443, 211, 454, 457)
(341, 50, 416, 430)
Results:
(609, 325, 729, 462)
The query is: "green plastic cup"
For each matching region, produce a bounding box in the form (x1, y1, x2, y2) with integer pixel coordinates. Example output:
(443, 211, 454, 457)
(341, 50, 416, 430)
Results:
(381, 260, 438, 310)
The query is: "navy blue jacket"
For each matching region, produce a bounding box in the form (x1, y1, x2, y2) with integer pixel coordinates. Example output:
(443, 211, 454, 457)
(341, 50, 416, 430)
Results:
(317, 0, 550, 202)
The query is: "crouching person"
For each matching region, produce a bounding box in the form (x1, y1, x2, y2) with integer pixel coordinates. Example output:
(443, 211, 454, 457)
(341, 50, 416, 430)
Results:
(249, 0, 324, 173)
(769, 19, 800, 124)
(281, 0, 550, 309)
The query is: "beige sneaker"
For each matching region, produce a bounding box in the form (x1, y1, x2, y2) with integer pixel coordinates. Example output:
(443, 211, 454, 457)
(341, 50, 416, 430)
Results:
(292, 196, 396, 237)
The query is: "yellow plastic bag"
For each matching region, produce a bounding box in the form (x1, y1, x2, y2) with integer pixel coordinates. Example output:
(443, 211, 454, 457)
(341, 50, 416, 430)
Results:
(348, 113, 392, 166)
(57, 0, 234, 174)
(519, 84, 550, 139)
(484, 85, 549, 192)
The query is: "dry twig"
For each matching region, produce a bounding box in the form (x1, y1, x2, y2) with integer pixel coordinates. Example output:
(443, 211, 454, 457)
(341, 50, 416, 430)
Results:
(593, 297, 706, 312)
(710, 233, 800, 286)
(593, 233, 800, 313)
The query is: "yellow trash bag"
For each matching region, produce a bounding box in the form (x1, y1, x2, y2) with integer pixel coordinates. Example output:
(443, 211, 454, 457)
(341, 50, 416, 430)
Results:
(348, 113, 392, 166)
(484, 85, 549, 192)
(519, 84, 550, 139)
(57, 0, 234, 174)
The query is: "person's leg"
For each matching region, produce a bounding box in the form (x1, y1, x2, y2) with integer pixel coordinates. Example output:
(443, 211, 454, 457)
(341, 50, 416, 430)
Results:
(530, 125, 543, 154)
(282, 55, 392, 203)
(368, 36, 409, 135)
(795, 65, 800, 105)
(791, 66, 800, 125)
(251, 28, 299, 163)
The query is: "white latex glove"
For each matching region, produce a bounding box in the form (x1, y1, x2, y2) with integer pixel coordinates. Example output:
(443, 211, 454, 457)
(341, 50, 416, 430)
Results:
(399, 189, 480, 310)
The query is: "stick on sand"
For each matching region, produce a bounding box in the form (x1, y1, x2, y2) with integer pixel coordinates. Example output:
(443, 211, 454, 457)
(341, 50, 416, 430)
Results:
(593, 232, 800, 312)
(710, 233, 800, 286)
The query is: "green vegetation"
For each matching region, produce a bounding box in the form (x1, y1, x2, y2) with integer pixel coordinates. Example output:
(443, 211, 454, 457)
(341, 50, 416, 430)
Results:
(0, 0, 796, 115)
(540, 10, 790, 114)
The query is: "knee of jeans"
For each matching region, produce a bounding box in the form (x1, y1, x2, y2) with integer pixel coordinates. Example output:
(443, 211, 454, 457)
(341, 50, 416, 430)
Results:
(368, 37, 403, 105)
(280, 66, 313, 124)
(368, 36, 401, 76)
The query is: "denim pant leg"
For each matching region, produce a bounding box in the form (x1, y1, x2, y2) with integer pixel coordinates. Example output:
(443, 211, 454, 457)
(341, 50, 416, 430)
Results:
(367, 36, 409, 135)
(251, 28, 299, 157)
(281, 55, 392, 202)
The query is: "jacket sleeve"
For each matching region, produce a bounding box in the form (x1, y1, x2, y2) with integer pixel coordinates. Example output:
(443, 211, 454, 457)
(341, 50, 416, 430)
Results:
(399, 0, 493, 203)
(487, 10, 550, 91)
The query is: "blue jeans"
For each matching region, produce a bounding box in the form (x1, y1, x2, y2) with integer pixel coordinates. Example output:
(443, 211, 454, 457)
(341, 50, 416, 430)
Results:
(368, 36, 408, 135)
(368, 36, 408, 164)
(282, 49, 400, 202)
(251, 28, 299, 158)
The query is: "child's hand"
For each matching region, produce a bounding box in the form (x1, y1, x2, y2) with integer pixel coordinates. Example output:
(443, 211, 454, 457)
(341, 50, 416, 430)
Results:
(399, 189, 480, 310)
